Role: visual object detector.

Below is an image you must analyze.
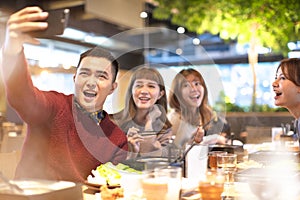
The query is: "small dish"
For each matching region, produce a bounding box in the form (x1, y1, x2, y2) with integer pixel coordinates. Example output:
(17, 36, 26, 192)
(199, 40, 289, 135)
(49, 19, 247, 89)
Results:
(0, 179, 82, 200)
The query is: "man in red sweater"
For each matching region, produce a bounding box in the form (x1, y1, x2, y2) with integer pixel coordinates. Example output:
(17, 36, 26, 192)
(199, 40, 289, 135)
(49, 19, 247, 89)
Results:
(0, 6, 128, 182)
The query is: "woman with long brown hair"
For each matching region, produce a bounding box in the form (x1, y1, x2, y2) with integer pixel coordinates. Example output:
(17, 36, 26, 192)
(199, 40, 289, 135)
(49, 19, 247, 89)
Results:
(112, 66, 172, 158)
(168, 68, 227, 148)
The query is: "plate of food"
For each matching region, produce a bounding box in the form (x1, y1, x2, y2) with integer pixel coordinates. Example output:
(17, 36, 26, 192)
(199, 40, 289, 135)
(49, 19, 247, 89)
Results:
(85, 162, 142, 192)
(236, 159, 263, 170)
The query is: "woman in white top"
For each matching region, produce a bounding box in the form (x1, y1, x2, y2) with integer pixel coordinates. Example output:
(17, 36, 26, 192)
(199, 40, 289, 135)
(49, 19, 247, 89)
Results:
(168, 68, 227, 148)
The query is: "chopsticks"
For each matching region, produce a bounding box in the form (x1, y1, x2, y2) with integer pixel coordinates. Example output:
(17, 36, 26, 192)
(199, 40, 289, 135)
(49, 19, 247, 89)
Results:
(138, 130, 167, 136)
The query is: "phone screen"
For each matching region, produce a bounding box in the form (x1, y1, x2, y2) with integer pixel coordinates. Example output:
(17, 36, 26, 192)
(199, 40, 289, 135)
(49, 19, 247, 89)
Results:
(28, 8, 70, 38)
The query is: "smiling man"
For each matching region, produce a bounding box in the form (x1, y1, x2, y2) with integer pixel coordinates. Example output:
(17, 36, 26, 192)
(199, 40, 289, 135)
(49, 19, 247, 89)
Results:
(74, 50, 118, 113)
(0, 6, 128, 182)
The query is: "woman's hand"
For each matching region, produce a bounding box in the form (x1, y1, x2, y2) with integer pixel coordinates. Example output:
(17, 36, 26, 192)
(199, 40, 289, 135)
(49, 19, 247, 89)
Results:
(4, 6, 48, 54)
(216, 134, 227, 144)
(193, 126, 204, 144)
(127, 127, 144, 153)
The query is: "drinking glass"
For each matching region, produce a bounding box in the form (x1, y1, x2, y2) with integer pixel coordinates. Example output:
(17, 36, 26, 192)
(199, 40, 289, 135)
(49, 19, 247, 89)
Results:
(154, 166, 182, 200)
(120, 173, 143, 199)
(208, 151, 227, 171)
(199, 171, 225, 200)
(217, 153, 237, 183)
(141, 171, 168, 200)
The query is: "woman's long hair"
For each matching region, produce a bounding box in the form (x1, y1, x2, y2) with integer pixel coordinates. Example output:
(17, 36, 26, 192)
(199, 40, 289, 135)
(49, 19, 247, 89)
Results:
(113, 65, 172, 130)
(169, 68, 212, 128)
(277, 58, 300, 86)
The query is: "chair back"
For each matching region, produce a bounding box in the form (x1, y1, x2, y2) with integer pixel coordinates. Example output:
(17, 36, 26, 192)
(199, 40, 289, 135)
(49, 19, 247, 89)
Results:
(0, 151, 21, 179)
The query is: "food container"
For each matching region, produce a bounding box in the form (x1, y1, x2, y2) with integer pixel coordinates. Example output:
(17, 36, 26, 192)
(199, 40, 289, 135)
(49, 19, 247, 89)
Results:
(235, 168, 300, 199)
(249, 150, 300, 163)
(0, 179, 83, 200)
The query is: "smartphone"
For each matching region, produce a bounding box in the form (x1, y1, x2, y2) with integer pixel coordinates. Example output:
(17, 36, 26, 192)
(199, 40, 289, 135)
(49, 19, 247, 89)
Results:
(28, 8, 70, 38)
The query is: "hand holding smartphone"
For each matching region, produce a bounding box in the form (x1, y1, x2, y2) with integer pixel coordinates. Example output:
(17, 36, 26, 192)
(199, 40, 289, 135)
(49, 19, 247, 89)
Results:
(28, 8, 70, 38)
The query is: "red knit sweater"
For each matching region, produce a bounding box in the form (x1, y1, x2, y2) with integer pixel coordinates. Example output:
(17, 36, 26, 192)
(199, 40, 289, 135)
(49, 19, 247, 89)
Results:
(2, 51, 128, 183)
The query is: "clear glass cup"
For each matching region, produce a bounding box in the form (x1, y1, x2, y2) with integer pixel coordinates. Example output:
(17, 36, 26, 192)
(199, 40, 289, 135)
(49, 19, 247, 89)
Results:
(198, 171, 225, 200)
(285, 141, 300, 151)
(208, 151, 227, 171)
(120, 173, 143, 199)
(154, 166, 182, 200)
(141, 171, 168, 200)
(217, 153, 237, 183)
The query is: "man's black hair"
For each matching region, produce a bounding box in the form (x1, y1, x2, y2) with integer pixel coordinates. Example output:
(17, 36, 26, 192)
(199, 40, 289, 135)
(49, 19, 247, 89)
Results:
(76, 46, 119, 82)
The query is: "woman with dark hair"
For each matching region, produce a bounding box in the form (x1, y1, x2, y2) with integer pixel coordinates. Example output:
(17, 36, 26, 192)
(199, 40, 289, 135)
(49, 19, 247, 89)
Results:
(273, 58, 300, 134)
(112, 66, 172, 158)
(168, 68, 227, 148)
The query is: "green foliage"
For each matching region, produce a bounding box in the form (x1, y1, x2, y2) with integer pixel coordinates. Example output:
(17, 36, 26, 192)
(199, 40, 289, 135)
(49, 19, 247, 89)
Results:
(224, 102, 246, 112)
(153, 0, 300, 55)
(212, 91, 289, 113)
(251, 104, 287, 112)
(214, 102, 288, 112)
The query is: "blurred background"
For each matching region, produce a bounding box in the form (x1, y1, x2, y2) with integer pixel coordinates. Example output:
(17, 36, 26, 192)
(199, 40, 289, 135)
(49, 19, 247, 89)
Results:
(0, 0, 299, 144)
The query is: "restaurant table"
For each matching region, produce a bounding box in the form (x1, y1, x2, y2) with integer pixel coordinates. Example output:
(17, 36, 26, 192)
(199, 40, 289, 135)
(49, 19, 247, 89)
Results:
(81, 142, 300, 200)
(82, 181, 260, 200)
(82, 185, 258, 200)
(82, 180, 300, 200)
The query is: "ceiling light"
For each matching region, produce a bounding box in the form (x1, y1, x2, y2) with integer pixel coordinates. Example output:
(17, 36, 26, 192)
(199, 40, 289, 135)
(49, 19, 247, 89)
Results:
(140, 11, 148, 19)
(193, 38, 200, 45)
(177, 27, 185, 34)
(176, 48, 183, 55)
